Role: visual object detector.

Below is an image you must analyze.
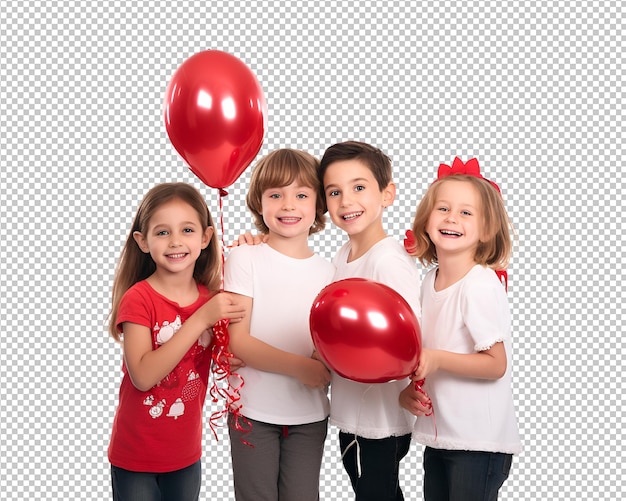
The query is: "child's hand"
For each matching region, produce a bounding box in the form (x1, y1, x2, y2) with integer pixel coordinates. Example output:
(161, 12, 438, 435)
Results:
(399, 381, 432, 417)
(412, 349, 438, 381)
(297, 358, 331, 389)
(200, 292, 247, 328)
(228, 355, 246, 372)
(311, 350, 329, 369)
(229, 232, 268, 247)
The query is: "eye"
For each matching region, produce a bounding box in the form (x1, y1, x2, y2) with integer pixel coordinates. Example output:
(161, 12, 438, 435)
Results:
(183, 227, 195, 233)
(461, 210, 472, 216)
(156, 230, 169, 236)
(296, 193, 308, 199)
(268, 193, 281, 199)
(327, 189, 339, 197)
(355, 185, 365, 192)
(437, 207, 448, 212)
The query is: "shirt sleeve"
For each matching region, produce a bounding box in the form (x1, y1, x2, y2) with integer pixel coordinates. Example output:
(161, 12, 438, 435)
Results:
(223, 245, 254, 298)
(116, 285, 153, 332)
(461, 273, 511, 351)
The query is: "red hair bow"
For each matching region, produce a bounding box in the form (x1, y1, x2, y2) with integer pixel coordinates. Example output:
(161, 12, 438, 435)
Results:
(436, 157, 501, 194)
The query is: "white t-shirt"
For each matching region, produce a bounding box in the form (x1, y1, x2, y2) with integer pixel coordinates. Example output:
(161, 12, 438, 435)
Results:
(329, 237, 422, 438)
(412, 264, 522, 454)
(224, 243, 336, 425)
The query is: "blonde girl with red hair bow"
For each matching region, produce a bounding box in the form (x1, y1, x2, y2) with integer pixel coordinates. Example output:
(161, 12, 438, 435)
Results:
(400, 158, 521, 501)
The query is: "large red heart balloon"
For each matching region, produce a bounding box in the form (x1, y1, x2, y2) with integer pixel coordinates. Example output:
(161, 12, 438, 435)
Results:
(163, 50, 267, 189)
(309, 278, 421, 384)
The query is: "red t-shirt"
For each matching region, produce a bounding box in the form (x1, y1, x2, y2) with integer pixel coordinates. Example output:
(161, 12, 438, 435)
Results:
(108, 280, 213, 472)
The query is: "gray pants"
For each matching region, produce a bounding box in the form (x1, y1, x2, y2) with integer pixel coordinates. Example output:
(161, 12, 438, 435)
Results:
(228, 415, 328, 501)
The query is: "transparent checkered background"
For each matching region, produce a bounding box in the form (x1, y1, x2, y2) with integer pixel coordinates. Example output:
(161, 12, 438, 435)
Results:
(0, 1, 623, 499)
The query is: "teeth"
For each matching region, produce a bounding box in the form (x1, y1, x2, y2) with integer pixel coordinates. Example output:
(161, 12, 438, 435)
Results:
(168, 253, 186, 258)
(343, 212, 362, 220)
(441, 230, 461, 236)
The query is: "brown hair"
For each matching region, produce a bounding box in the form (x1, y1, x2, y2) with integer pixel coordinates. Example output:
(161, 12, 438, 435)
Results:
(108, 183, 220, 341)
(410, 175, 514, 269)
(246, 149, 326, 234)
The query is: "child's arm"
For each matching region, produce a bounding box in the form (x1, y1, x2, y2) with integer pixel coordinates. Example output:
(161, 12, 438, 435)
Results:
(123, 292, 246, 391)
(228, 294, 331, 388)
(413, 342, 507, 382)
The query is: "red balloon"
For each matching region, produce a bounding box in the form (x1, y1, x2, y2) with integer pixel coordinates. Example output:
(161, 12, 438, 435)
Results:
(309, 278, 421, 384)
(163, 50, 267, 189)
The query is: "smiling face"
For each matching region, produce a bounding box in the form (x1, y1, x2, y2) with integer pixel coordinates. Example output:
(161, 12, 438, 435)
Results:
(133, 198, 212, 278)
(425, 178, 485, 261)
(261, 180, 318, 240)
(323, 159, 394, 240)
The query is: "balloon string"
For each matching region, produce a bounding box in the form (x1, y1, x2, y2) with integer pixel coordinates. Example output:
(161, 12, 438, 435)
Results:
(207, 189, 253, 445)
(218, 189, 228, 288)
(339, 384, 375, 478)
(208, 319, 253, 445)
(414, 379, 437, 440)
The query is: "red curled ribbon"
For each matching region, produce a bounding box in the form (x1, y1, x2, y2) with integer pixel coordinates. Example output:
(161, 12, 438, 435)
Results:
(207, 189, 254, 446)
(208, 318, 253, 446)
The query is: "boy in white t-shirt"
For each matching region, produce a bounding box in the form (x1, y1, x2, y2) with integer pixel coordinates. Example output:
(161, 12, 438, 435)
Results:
(224, 149, 336, 501)
(319, 141, 422, 501)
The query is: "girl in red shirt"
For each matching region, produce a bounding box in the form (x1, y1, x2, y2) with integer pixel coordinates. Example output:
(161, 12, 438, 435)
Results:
(107, 183, 246, 501)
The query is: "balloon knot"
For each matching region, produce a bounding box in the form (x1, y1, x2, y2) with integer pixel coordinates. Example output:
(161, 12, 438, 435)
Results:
(219, 188, 229, 197)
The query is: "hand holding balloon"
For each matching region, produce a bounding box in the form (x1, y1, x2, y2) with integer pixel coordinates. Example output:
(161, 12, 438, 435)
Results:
(411, 349, 437, 382)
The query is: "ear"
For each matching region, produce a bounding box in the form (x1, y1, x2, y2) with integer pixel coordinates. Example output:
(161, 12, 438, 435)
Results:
(201, 226, 214, 249)
(382, 181, 396, 207)
(133, 231, 150, 253)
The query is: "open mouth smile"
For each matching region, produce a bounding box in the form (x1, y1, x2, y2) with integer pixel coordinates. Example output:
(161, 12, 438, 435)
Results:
(278, 217, 301, 224)
(166, 253, 188, 259)
(341, 211, 363, 221)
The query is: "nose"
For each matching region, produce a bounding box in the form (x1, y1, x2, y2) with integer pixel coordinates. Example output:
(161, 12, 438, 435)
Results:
(282, 196, 296, 210)
(444, 212, 457, 223)
(339, 193, 353, 207)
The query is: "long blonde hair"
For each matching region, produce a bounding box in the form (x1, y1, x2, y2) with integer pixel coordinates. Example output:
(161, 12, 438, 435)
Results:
(410, 175, 514, 270)
(108, 183, 221, 341)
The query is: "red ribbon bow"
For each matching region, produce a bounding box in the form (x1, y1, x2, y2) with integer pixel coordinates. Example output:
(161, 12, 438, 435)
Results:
(436, 157, 501, 194)
(404, 229, 417, 255)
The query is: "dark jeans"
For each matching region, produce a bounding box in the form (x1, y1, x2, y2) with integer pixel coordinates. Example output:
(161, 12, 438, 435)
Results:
(423, 447, 513, 501)
(111, 460, 201, 501)
(339, 431, 412, 501)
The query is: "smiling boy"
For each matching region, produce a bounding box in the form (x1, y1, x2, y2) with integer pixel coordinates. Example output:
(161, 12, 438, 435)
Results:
(319, 141, 422, 501)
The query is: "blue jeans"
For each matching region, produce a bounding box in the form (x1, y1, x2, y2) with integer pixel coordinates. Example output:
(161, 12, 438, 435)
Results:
(111, 460, 201, 501)
(339, 431, 412, 501)
(423, 447, 512, 501)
